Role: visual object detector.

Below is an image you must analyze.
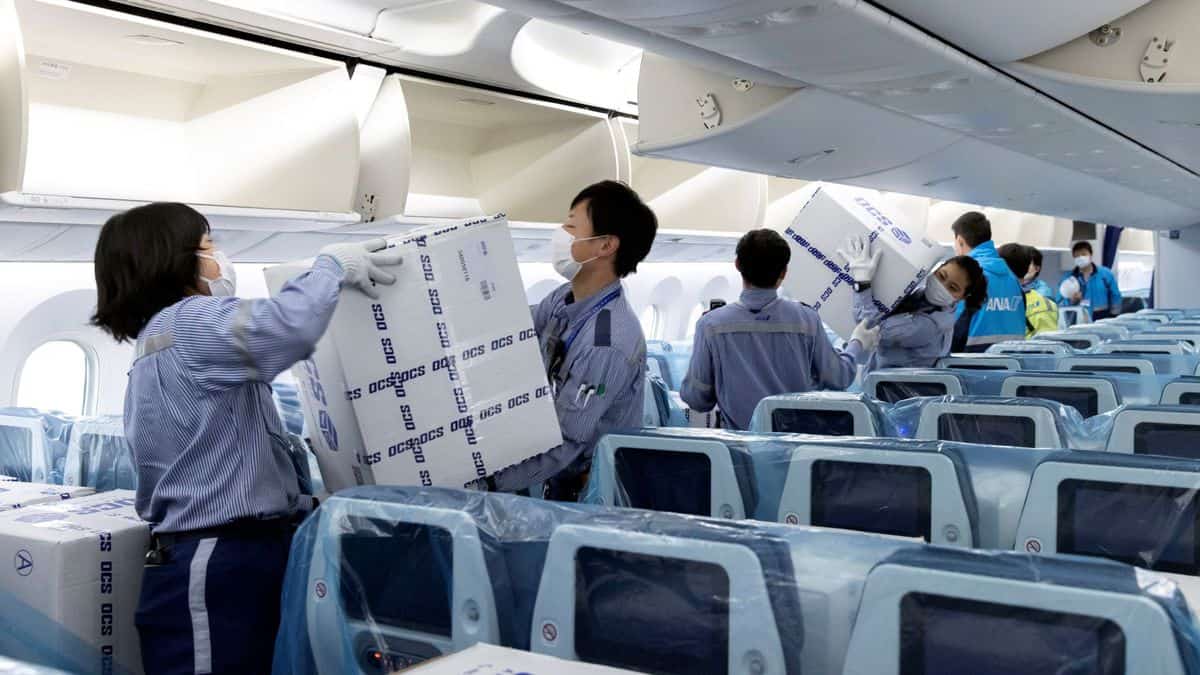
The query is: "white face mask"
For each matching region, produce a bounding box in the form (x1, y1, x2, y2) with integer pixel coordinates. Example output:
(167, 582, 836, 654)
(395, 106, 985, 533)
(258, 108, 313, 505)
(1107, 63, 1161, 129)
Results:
(1074, 255, 1092, 269)
(551, 228, 605, 281)
(924, 274, 957, 307)
(197, 250, 237, 297)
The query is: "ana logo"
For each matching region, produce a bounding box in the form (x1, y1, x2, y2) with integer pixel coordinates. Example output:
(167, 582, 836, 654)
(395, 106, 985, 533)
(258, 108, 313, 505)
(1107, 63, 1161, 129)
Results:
(1024, 538, 1043, 554)
(541, 621, 558, 643)
(891, 227, 912, 245)
(14, 549, 32, 576)
(314, 579, 327, 599)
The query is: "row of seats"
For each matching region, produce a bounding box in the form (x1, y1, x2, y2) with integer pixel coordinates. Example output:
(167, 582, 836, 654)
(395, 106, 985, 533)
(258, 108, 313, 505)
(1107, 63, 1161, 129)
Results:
(273, 486, 1200, 675)
(585, 430, 1200, 604)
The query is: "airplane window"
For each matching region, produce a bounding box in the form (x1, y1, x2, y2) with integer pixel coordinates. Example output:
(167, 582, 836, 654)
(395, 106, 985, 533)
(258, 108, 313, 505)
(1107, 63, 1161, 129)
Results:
(685, 303, 705, 339)
(640, 305, 663, 340)
(16, 341, 90, 416)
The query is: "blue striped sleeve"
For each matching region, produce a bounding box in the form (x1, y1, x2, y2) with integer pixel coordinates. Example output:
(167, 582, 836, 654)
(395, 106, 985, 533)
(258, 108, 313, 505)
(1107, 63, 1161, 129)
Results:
(173, 256, 345, 390)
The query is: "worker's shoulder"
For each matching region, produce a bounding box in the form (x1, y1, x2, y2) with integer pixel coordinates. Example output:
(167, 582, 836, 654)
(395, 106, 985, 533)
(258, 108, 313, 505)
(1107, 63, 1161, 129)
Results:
(592, 299, 647, 357)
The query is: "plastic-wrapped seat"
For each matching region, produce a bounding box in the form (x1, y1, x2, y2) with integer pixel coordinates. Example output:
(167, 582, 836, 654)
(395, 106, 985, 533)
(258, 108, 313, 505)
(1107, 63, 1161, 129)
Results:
(749, 392, 883, 436)
(1038, 330, 1104, 350)
(999, 372, 1121, 418)
(1059, 355, 1157, 377)
(863, 369, 966, 404)
(936, 355, 1021, 371)
(1096, 341, 1195, 356)
(986, 340, 1074, 356)
(1162, 377, 1200, 406)
(0, 409, 70, 484)
(1014, 450, 1200, 606)
(775, 441, 979, 548)
(842, 546, 1200, 674)
(1106, 406, 1200, 460)
(912, 397, 1069, 449)
(63, 417, 135, 492)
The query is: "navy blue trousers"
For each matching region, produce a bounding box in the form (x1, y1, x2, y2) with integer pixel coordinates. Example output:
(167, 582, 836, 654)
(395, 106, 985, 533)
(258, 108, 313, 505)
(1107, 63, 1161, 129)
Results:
(136, 532, 292, 674)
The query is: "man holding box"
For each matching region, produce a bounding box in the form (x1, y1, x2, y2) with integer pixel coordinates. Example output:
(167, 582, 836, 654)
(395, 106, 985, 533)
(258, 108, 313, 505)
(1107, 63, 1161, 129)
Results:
(485, 181, 658, 501)
(949, 212, 1026, 352)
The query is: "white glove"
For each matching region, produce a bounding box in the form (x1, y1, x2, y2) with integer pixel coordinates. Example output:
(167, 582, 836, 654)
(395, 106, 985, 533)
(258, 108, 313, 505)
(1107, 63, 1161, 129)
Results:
(835, 235, 882, 284)
(320, 238, 404, 299)
(850, 319, 881, 352)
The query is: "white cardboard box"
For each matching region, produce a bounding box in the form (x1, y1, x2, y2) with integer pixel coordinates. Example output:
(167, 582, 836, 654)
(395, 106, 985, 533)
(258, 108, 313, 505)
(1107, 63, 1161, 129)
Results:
(331, 215, 562, 488)
(772, 183, 944, 339)
(0, 491, 147, 675)
(0, 482, 93, 510)
(404, 644, 641, 674)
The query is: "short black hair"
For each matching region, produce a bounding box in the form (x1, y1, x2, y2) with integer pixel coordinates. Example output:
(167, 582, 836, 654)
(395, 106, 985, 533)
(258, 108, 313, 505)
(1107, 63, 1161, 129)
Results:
(997, 242, 1032, 280)
(951, 211, 992, 248)
(945, 255, 988, 311)
(1029, 247, 1043, 268)
(571, 181, 657, 277)
(1072, 241, 1094, 255)
(736, 229, 791, 288)
(92, 203, 210, 342)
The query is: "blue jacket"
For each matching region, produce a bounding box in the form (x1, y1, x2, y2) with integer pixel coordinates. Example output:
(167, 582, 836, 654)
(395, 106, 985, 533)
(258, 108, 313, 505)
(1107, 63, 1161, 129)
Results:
(1058, 264, 1122, 314)
(954, 240, 1026, 351)
(1029, 278, 1054, 300)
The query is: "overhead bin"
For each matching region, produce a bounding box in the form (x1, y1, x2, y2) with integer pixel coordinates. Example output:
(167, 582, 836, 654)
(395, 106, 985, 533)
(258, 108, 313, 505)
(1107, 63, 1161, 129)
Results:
(0, 0, 362, 229)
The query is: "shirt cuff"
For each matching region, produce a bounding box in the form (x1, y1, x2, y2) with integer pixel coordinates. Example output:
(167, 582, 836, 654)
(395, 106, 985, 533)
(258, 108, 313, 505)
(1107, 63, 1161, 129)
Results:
(312, 254, 345, 280)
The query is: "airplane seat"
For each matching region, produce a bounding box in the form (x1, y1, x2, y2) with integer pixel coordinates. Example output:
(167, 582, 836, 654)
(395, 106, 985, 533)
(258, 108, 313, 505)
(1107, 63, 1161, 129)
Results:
(1058, 305, 1092, 328)
(1096, 341, 1194, 356)
(935, 355, 1021, 372)
(1106, 406, 1200, 460)
(775, 441, 980, 548)
(589, 432, 757, 520)
(999, 373, 1122, 418)
(749, 392, 883, 436)
(985, 340, 1074, 356)
(913, 397, 1067, 448)
(1014, 450, 1200, 607)
(1037, 331, 1104, 350)
(863, 369, 966, 404)
(0, 409, 68, 484)
(528, 518, 802, 675)
(1069, 322, 1132, 340)
(297, 492, 516, 673)
(272, 382, 306, 437)
(841, 546, 1197, 675)
(1058, 355, 1157, 377)
(63, 417, 135, 492)
(645, 354, 672, 391)
(1161, 377, 1200, 406)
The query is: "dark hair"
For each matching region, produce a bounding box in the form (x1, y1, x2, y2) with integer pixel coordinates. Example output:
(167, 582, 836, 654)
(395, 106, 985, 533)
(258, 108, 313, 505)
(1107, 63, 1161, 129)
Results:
(571, 181, 657, 277)
(950, 211, 992, 248)
(91, 203, 210, 342)
(947, 254, 988, 312)
(735, 229, 791, 288)
(1072, 241, 1093, 255)
(1029, 247, 1043, 268)
(997, 242, 1032, 280)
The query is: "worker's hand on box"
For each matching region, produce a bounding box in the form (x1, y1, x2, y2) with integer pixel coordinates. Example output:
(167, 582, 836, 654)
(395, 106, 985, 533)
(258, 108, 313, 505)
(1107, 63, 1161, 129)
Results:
(850, 319, 881, 352)
(836, 235, 882, 284)
(320, 238, 404, 299)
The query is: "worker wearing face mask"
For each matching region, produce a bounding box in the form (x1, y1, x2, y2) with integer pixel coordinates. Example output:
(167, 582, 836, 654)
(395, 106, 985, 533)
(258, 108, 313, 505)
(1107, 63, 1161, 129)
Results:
(1059, 241, 1122, 320)
(481, 181, 657, 501)
(90, 203, 402, 674)
(839, 234, 988, 370)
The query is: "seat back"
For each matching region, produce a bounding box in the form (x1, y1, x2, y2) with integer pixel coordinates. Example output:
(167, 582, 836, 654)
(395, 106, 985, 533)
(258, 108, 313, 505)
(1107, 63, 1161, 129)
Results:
(750, 393, 880, 436)
(986, 340, 1074, 356)
(1107, 406, 1200, 460)
(1058, 306, 1091, 328)
(1058, 355, 1157, 377)
(915, 400, 1065, 448)
(999, 373, 1121, 418)
(935, 356, 1021, 372)
(863, 370, 965, 404)
(1096, 341, 1193, 356)
(776, 443, 977, 547)
(62, 417, 135, 491)
(1038, 331, 1104, 350)
(1161, 377, 1200, 406)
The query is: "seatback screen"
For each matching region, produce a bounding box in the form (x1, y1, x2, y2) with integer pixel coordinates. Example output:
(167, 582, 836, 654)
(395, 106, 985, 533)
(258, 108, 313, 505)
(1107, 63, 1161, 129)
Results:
(574, 547, 729, 675)
(1179, 392, 1200, 406)
(945, 363, 1009, 371)
(340, 519, 454, 636)
(1133, 422, 1200, 460)
(614, 447, 712, 517)
(1015, 385, 1099, 418)
(0, 427, 32, 481)
(899, 592, 1124, 674)
(876, 381, 947, 404)
(937, 413, 1037, 448)
(1063, 339, 1093, 350)
(811, 460, 932, 541)
(1058, 479, 1199, 574)
(1071, 365, 1143, 375)
(771, 408, 855, 436)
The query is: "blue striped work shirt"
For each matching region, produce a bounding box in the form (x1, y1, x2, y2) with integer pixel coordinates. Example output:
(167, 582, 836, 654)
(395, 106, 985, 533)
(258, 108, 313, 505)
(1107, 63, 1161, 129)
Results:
(125, 256, 343, 533)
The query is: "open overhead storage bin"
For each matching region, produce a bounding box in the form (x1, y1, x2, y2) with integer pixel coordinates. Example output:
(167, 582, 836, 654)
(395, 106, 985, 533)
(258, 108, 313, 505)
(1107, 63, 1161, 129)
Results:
(0, 0, 362, 234)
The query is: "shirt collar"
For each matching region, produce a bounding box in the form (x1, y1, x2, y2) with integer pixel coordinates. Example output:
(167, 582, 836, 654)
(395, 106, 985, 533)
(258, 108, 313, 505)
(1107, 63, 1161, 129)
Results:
(970, 240, 999, 259)
(562, 280, 623, 322)
(739, 287, 779, 311)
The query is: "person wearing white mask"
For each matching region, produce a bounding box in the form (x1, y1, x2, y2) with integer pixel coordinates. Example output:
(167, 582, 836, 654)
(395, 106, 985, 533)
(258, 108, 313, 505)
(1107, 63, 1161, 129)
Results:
(839, 234, 988, 370)
(1059, 240, 1123, 320)
(90, 202, 403, 674)
(480, 181, 657, 501)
